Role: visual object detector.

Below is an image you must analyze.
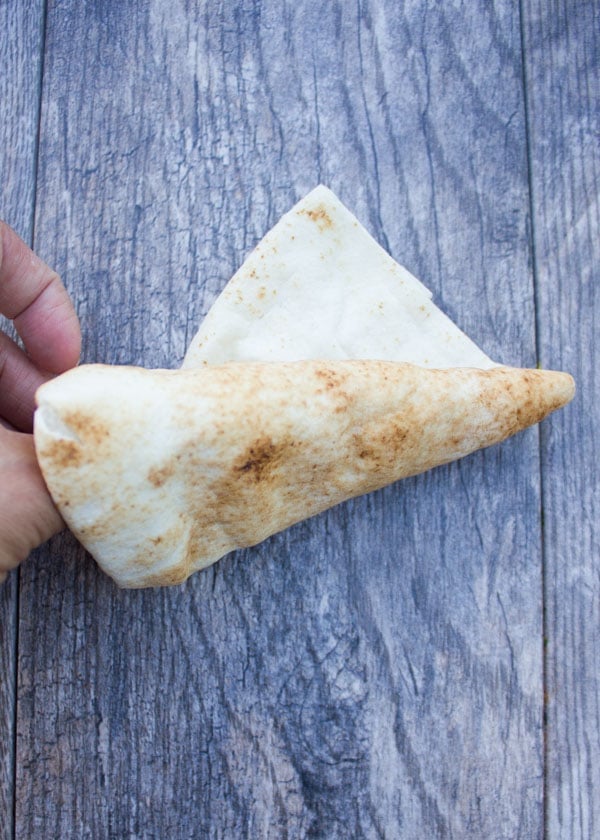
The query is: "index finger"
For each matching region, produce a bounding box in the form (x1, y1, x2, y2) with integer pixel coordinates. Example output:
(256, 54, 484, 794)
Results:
(0, 221, 81, 373)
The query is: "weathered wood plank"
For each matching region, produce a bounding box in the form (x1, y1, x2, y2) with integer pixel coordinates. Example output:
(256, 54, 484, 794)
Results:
(0, 2, 46, 835)
(18, 1, 544, 836)
(522, 2, 599, 837)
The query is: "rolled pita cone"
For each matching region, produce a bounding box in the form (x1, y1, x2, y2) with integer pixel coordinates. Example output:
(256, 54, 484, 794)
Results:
(34, 361, 574, 588)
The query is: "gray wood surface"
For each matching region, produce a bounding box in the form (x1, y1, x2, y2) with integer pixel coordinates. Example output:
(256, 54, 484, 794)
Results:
(0, 3, 45, 837)
(523, 2, 599, 837)
(0, 0, 596, 837)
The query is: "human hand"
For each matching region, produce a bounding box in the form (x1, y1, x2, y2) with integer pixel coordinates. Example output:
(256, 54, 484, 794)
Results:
(0, 221, 81, 583)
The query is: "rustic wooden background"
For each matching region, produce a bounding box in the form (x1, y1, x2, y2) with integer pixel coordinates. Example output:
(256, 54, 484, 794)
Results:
(0, 1, 597, 837)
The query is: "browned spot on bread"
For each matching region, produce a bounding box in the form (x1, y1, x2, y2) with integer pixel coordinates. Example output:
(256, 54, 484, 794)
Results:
(63, 412, 110, 446)
(136, 565, 190, 588)
(301, 204, 333, 230)
(355, 418, 410, 468)
(314, 366, 344, 390)
(148, 462, 176, 488)
(44, 439, 81, 469)
(234, 436, 290, 483)
(118, 521, 192, 585)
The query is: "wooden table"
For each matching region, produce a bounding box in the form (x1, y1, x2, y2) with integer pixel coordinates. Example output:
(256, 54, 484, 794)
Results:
(1, 2, 597, 837)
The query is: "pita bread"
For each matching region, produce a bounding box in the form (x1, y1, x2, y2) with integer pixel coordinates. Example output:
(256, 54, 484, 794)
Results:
(183, 185, 495, 370)
(34, 187, 574, 587)
(34, 361, 573, 588)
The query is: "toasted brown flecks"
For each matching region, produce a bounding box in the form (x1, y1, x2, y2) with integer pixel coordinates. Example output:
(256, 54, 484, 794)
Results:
(512, 371, 541, 427)
(44, 439, 82, 469)
(354, 418, 411, 468)
(148, 462, 176, 488)
(379, 420, 409, 448)
(477, 370, 531, 437)
(301, 204, 334, 231)
(472, 367, 575, 443)
(234, 436, 291, 483)
(114, 520, 193, 586)
(314, 366, 344, 390)
(63, 412, 110, 446)
(132, 564, 191, 588)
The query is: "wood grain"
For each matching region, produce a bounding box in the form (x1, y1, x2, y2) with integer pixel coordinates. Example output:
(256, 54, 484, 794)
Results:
(0, 2, 45, 836)
(523, 1, 600, 837)
(11, 0, 553, 836)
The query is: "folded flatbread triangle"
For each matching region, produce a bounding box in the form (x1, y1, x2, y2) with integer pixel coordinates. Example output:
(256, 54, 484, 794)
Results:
(183, 186, 495, 369)
(34, 188, 574, 588)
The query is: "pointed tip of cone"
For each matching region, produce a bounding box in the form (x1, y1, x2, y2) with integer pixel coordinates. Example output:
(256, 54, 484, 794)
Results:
(526, 367, 575, 415)
(544, 368, 576, 407)
(494, 366, 575, 434)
